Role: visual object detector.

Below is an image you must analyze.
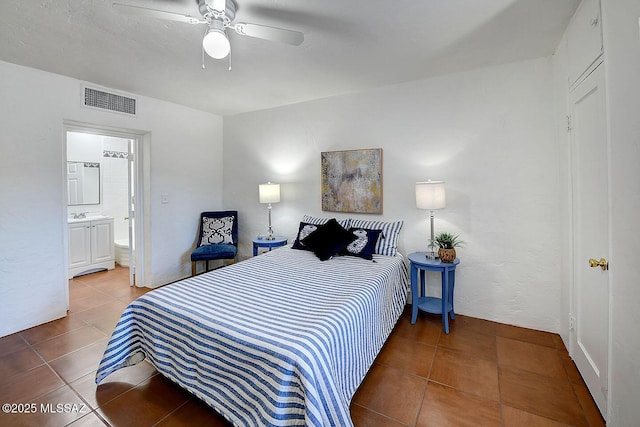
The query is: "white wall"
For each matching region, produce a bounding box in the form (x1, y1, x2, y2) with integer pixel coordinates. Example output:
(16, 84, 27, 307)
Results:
(100, 136, 130, 242)
(0, 60, 224, 337)
(223, 57, 562, 332)
(600, 0, 640, 424)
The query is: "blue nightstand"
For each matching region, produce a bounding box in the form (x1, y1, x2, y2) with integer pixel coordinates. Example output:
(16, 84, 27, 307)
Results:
(252, 237, 288, 256)
(408, 252, 460, 334)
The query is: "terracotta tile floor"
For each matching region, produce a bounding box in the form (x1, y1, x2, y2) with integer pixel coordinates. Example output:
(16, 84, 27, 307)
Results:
(0, 266, 605, 426)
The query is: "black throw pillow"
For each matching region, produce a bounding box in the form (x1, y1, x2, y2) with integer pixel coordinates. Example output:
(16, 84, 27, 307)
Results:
(301, 218, 356, 261)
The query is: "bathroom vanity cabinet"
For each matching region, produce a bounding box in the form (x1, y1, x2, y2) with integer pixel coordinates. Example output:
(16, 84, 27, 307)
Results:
(68, 217, 115, 278)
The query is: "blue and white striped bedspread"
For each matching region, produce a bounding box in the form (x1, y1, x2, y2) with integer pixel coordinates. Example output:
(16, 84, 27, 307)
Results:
(95, 246, 408, 426)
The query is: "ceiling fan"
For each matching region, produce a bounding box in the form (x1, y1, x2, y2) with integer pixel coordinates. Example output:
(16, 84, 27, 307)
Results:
(113, 0, 304, 67)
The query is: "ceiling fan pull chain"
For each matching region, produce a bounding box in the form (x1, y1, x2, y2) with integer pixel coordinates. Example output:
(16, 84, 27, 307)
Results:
(226, 29, 232, 71)
(201, 27, 207, 69)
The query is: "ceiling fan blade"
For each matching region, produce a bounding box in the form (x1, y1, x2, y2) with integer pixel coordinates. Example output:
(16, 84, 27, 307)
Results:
(233, 22, 304, 46)
(112, 3, 205, 25)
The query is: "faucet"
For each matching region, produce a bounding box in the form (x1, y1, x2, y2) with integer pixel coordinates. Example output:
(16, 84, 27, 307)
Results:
(73, 212, 87, 219)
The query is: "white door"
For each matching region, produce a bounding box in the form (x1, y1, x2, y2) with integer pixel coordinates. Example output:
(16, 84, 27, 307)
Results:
(127, 138, 136, 286)
(570, 63, 609, 418)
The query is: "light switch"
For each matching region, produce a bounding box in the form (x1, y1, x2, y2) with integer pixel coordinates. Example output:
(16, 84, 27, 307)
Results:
(161, 193, 169, 204)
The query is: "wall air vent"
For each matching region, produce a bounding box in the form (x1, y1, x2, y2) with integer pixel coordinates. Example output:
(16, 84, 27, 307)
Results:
(82, 86, 137, 116)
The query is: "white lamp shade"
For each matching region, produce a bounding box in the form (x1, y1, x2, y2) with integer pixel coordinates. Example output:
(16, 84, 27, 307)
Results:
(203, 22, 230, 59)
(415, 181, 446, 210)
(259, 182, 281, 204)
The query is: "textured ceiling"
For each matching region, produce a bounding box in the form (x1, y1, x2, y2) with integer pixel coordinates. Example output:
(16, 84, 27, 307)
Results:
(0, 0, 580, 116)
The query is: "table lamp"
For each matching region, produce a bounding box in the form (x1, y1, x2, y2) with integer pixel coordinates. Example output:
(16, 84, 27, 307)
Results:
(415, 180, 446, 259)
(259, 182, 281, 240)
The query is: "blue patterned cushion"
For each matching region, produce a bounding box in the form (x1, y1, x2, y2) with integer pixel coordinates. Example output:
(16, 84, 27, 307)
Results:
(291, 222, 320, 250)
(348, 219, 404, 256)
(200, 216, 234, 246)
(340, 228, 383, 260)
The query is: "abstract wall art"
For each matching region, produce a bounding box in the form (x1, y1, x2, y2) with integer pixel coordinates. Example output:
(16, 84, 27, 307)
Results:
(321, 148, 382, 214)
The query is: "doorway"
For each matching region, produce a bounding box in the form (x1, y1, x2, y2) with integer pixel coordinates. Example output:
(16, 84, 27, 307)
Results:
(63, 122, 146, 287)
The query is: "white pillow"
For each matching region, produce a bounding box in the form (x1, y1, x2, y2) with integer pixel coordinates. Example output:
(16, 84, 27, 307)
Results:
(302, 215, 351, 229)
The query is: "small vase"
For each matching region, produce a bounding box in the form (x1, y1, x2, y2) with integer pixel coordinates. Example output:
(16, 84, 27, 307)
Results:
(438, 248, 456, 263)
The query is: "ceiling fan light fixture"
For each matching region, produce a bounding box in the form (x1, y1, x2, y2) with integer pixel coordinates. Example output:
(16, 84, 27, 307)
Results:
(114, 0, 303, 65)
(203, 20, 230, 59)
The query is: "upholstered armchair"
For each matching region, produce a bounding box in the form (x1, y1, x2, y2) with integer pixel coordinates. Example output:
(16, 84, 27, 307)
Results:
(190, 211, 238, 276)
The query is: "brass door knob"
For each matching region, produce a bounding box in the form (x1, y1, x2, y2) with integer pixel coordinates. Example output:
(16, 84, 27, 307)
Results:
(588, 258, 608, 271)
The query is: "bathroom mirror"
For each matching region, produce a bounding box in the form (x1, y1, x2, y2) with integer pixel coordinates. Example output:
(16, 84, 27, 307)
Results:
(67, 162, 100, 205)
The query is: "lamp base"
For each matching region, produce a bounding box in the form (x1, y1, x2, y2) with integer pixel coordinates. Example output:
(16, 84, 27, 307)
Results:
(266, 206, 275, 240)
(266, 224, 275, 240)
(426, 241, 439, 260)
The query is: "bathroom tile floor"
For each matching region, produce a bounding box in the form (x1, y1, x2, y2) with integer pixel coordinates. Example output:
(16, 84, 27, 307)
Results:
(0, 266, 605, 426)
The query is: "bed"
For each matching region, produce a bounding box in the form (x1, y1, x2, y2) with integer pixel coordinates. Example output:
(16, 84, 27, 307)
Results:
(96, 237, 408, 426)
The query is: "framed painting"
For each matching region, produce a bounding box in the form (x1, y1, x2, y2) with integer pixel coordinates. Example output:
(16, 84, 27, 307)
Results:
(321, 148, 382, 214)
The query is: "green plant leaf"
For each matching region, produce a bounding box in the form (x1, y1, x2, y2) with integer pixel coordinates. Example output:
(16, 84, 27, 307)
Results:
(431, 231, 465, 249)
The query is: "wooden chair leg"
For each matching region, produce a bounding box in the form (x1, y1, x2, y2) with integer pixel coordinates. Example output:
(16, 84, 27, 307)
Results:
(191, 261, 196, 276)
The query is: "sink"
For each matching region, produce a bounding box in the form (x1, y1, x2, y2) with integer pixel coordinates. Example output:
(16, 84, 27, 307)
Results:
(68, 215, 111, 223)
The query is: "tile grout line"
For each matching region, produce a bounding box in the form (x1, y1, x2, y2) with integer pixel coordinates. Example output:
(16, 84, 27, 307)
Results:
(409, 328, 441, 427)
(350, 402, 410, 427)
(66, 268, 132, 427)
(10, 332, 101, 425)
(558, 344, 593, 426)
(19, 318, 92, 347)
(494, 329, 506, 427)
(15, 310, 113, 424)
(152, 399, 191, 427)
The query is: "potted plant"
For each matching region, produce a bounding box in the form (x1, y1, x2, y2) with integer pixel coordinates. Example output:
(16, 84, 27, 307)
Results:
(431, 232, 464, 263)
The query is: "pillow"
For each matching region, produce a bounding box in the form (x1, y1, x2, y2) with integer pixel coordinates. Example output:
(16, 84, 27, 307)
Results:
(301, 218, 356, 261)
(291, 221, 320, 250)
(340, 228, 383, 260)
(302, 215, 351, 229)
(348, 219, 404, 256)
(292, 215, 351, 250)
(200, 216, 234, 246)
